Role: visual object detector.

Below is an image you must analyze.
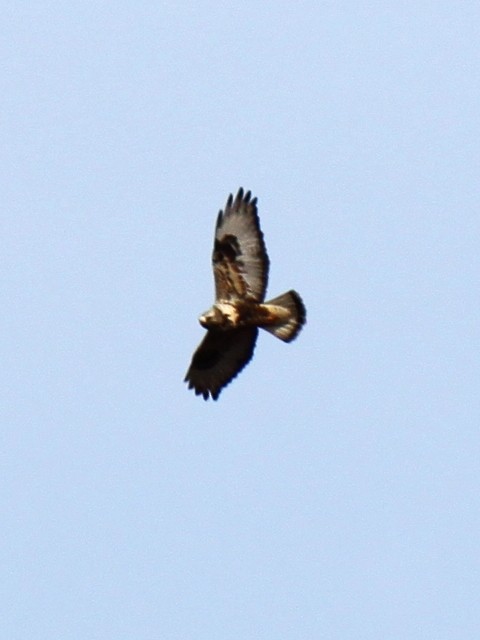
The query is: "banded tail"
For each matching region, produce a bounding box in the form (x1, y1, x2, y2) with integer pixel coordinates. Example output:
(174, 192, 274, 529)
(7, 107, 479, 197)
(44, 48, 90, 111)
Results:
(262, 290, 306, 342)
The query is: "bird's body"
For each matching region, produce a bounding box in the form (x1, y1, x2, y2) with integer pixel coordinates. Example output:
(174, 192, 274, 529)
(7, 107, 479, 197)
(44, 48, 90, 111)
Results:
(200, 300, 292, 331)
(185, 188, 306, 400)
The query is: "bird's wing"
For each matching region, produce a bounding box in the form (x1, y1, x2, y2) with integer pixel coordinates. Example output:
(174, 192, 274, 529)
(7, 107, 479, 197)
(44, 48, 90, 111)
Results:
(213, 188, 269, 302)
(184, 327, 258, 400)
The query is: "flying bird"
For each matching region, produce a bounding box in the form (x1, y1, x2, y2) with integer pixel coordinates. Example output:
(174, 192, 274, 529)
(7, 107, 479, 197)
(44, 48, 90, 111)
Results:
(184, 188, 306, 400)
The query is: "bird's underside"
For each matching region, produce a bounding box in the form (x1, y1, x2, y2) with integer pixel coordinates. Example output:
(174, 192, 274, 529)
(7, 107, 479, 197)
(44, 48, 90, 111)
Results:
(184, 188, 306, 400)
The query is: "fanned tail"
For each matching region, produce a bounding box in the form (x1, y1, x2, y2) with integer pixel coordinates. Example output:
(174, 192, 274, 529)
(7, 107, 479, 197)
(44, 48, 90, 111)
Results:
(262, 290, 306, 342)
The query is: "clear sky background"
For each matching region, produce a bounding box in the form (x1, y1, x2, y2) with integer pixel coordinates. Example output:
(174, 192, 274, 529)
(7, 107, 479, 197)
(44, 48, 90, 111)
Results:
(2, 3, 479, 638)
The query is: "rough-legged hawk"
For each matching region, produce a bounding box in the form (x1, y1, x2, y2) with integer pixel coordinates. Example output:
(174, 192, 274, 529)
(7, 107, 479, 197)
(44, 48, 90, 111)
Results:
(185, 188, 306, 400)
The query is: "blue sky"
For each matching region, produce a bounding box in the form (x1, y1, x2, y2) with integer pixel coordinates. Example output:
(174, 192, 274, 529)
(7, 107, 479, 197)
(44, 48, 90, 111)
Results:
(2, 3, 479, 638)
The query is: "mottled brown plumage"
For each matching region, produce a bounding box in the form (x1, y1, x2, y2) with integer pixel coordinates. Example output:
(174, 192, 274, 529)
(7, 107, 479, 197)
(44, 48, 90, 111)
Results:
(185, 188, 306, 400)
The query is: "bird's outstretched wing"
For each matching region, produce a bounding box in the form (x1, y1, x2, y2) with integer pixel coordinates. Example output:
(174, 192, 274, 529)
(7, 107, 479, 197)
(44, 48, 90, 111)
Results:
(213, 188, 269, 302)
(184, 327, 258, 400)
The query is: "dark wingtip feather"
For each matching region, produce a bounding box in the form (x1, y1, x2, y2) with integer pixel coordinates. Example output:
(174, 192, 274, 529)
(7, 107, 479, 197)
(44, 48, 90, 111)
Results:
(234, 187, 244, 206)
(223, 188, 258, 215)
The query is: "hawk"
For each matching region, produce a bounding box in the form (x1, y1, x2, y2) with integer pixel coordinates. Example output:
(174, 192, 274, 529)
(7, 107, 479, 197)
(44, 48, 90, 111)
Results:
(185, 188, 306, 400)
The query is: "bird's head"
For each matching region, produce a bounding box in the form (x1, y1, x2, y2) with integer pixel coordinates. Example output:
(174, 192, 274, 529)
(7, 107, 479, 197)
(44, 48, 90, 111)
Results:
(199, 306, 223, 328)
